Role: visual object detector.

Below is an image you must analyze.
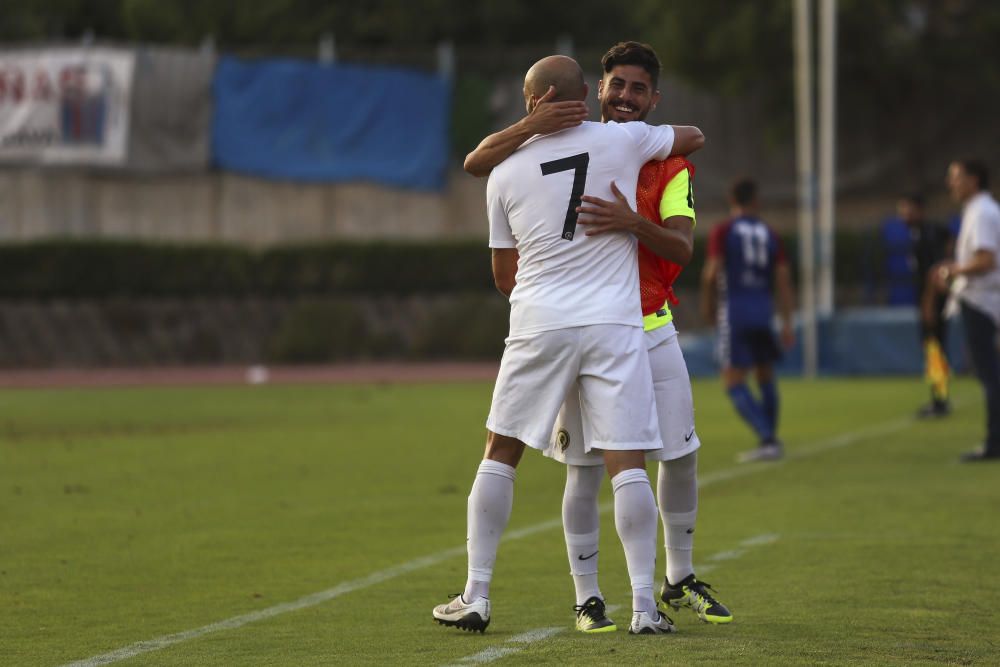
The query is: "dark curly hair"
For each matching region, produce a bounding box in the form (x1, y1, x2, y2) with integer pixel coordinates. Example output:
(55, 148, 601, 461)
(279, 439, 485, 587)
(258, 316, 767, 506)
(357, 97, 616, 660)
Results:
(601, 41, 661, 89)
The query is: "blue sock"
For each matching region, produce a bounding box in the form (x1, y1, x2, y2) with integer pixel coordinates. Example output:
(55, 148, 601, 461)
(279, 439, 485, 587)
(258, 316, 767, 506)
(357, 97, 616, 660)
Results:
(759, 380, 779, 436)
(727, 384, 773, 441)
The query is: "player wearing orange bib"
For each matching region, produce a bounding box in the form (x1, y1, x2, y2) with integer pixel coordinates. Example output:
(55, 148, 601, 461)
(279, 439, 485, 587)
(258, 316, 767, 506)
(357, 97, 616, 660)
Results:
(637, 157, 693, 316)
(464, 41, 731, 633)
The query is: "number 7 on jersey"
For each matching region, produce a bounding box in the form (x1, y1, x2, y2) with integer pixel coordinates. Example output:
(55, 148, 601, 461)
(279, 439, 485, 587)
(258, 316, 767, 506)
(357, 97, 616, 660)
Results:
(540, 152, 590, 241)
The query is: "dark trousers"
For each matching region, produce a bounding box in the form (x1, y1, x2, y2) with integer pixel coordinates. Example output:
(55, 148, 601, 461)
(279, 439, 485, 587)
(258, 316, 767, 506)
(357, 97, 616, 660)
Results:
(960, 302, 1000, 452)
(920, 294, 949, 347)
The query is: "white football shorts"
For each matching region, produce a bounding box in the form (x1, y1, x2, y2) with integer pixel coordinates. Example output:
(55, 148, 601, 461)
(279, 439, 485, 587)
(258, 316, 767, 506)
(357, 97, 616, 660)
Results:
(486, 323, 662, 454)
(544, 322, 700, 466)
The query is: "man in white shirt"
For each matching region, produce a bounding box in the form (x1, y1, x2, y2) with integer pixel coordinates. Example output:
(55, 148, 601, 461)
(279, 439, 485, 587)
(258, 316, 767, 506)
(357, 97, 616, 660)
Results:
(935, 159, 1000, 462)
(462, 40, 728, 634)
(432, 55, 703, 635)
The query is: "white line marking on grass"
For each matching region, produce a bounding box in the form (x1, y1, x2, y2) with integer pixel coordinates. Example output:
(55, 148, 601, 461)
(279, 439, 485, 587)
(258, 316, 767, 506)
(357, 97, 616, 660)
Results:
(441, 628, 564, 666)
(61, 547, 472, 667)
(697, 533, 780, 576)
(503, 517, 563, 541)
(442, 531, 782, 666)
(698, 416, 913, 488)
(63, 523, 567, 667)
(446, 534, 781, 666)
(441, 605, 622, 667)
(63, 416, 914, 667)
(739, 533, 780, 547)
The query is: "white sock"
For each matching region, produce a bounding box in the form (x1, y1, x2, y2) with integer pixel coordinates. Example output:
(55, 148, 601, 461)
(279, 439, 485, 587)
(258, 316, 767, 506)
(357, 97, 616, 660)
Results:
(464, 459, 516, 601)
(563, 465, 604, 605)
(611, 468, 658, 616)
(663, 510, 696, 586)
(565, 530, 601, 604)
(657, 454, 698, 585)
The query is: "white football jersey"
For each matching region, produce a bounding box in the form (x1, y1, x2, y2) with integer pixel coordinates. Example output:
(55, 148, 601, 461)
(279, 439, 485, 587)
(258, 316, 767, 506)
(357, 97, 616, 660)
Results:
(488, 121, 675, 336)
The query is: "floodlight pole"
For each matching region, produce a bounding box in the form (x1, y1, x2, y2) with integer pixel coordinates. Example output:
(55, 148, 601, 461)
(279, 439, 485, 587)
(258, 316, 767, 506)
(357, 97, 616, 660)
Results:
(817, 0, 837, 317)
(318, 33, 336, 64)
(794, 0, 818, 378)
(556, 35, 574, 58)
(437, 41, 455, 81)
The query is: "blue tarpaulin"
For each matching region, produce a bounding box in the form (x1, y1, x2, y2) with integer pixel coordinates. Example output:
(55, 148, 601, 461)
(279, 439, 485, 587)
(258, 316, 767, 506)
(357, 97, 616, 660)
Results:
(680, 307, 968, 377)
(212, 57, 451, 190)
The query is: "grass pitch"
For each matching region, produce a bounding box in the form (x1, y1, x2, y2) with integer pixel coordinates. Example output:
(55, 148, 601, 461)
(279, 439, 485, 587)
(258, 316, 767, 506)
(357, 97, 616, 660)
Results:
(3, 376, 998, 666)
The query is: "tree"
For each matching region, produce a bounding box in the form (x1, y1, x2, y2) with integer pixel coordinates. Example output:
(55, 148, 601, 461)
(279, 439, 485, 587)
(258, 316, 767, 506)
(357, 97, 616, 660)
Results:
(633, 0, 1000, 188)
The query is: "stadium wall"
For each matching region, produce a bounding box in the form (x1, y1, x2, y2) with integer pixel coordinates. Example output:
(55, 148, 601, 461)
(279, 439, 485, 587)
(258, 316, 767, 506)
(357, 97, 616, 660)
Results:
(0, 166, 971, 246)
(0, 167, 488, 244)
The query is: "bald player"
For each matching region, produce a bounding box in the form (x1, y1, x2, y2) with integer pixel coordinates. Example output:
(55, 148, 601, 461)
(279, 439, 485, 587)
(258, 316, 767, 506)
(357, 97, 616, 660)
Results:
(462, 41, 727, 634)
(432, 55, 703, 635)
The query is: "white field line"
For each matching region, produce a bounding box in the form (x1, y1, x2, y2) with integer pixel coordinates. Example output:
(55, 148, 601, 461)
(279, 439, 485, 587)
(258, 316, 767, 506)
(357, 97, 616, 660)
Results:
(591, 416, 914, 517)
(440, 606, 621, 667)
(443, 532, 781, 666)
(60, 548, 471, 667)
(697, 533, 780, 576)
(61, 416, 913, 667)
(698, 416, 914, 488)
(443, 628, 563, 666)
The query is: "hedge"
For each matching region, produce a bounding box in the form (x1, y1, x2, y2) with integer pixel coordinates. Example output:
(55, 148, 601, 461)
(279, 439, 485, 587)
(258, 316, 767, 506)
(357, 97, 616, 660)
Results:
(0, 233, 880, 299)
(0, 239, 495, 298)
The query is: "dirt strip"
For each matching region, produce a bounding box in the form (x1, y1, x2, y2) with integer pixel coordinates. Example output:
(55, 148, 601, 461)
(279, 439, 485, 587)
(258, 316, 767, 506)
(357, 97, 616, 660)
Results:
(0, 363, 501, 389)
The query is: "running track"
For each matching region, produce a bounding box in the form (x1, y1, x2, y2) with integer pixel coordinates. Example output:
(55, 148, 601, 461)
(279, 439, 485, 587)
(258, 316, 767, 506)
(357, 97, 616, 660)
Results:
(0, 363, 502, 389)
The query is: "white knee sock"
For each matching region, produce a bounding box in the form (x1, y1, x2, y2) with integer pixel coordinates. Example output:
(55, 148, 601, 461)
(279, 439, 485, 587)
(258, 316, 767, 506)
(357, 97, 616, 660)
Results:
(611, 468, 658, 616)
(657, 453, 698, 585)
(563, 464, 604, 604)
(464, 459, 516, 601)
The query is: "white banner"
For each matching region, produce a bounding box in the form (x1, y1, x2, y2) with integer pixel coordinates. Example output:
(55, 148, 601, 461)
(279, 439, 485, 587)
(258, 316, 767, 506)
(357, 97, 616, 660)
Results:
(0, 48, 134, 165)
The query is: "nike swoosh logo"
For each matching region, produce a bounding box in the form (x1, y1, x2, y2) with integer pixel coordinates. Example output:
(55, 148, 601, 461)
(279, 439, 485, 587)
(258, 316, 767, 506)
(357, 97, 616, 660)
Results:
(578, 550, 598, 561)
(684, 429, 695, 442)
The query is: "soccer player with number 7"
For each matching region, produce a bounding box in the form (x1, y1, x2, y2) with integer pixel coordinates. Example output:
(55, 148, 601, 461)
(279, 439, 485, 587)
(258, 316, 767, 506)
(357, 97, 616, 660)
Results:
(432, 52, 704, 636)
(437, 43, 725, 635)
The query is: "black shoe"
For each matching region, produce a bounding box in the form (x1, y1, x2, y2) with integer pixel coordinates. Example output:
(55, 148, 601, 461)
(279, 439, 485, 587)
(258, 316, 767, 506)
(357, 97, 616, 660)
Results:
(916, 401, 951, 419)
(573, 596, 617, 633)
(959, 447, 1000, 463)
(660, 574, 733, 624)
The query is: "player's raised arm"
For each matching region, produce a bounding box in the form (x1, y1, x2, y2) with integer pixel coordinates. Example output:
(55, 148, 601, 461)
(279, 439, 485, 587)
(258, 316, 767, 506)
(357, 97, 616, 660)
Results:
(463, 86, 588, 177)
(670, 125, 705, 157)
(619, 121, 705, 164)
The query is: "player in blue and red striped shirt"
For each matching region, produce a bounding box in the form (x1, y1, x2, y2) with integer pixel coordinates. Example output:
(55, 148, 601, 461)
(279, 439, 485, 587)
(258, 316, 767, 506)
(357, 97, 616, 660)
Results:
(700, 179, 795, 462)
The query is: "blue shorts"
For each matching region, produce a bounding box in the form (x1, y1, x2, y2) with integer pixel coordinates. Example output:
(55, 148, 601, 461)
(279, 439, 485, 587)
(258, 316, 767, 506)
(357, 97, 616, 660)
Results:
(718, 325, 781, 369)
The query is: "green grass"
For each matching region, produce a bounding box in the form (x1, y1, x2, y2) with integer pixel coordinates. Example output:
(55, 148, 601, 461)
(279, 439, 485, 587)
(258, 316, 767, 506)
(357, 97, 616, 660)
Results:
(2, 377, 998, 666)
